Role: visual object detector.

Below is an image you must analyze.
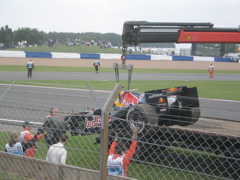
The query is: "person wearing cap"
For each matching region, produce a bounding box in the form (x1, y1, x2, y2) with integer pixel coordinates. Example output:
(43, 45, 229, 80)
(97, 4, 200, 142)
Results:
(20, 121, 43, 157)
(27, 59, 34, 78)
(107, 128, 139, 177)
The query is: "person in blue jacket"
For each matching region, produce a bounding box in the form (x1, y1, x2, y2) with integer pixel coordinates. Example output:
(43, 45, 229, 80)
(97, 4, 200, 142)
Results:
(27, 60, 34, 78)
(5, 130, 44, 155)
(93, 59, 100, 73)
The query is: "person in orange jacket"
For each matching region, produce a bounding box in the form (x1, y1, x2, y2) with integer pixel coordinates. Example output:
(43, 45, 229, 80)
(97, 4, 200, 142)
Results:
(121, 52, 126, 65)
(107, 128, 139, 177)
(5, 131, 44, 156)
(208, 64, 214, 78)
(20, 121, 44, 157)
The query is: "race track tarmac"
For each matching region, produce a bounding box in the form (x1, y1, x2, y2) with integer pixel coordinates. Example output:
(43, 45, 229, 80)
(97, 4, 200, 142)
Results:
(1, 71, 240, 122)
(0, 71, 240, 81)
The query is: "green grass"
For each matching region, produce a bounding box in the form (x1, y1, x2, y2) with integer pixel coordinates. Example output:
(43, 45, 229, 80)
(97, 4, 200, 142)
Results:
(7, 44, 120, 53)
(1, 65, 240, 74)
(0, 132, 224, 180)
(1, 63, 239, 101)
(1, 80, 240, 101)
(1, 46, 238, 179)
(0, 173, 30, 180)
(7, 44, 142, 54)
(1, 63, 240, 100)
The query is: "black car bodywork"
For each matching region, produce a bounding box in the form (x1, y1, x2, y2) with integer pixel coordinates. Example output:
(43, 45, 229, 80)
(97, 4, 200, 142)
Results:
(64, 86, 200, 137)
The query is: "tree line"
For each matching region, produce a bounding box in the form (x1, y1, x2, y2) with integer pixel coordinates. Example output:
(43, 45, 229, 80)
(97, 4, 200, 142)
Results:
(0, 25, 175, 49)
(0, 25, 123, 48)
(0, 25, 236, 54)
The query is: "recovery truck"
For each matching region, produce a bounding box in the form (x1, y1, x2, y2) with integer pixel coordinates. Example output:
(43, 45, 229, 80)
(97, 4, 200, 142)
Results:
(65, 22, 240, 179)
(121, 21, 240, 59)
(118, 21, 240, 179)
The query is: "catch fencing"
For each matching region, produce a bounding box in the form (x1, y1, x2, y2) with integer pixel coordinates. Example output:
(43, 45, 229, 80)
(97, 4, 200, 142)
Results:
(0, 82, 239, 180)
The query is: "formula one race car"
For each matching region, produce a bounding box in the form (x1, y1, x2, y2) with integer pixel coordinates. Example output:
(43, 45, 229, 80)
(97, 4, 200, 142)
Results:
(63, 86, 200, 137)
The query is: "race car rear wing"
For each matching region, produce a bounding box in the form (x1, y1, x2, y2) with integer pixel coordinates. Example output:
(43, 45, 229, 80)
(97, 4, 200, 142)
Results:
(144, 86, 200, 108)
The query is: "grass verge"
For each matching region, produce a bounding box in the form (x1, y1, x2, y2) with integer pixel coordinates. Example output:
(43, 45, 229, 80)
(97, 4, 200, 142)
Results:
(0, 131, 224, 180)
(0, 65, 240, 74)
(1, 80, 240, 101)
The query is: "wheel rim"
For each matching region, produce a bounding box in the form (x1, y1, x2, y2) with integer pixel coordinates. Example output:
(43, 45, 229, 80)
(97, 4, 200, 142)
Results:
(128, 111, 145, 133)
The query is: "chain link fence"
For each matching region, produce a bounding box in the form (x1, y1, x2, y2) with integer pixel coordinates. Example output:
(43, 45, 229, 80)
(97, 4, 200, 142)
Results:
(0, 82, 239, 180)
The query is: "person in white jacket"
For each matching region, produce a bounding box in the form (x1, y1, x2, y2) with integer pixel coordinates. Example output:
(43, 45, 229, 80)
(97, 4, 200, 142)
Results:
(46, 134, 68, 164)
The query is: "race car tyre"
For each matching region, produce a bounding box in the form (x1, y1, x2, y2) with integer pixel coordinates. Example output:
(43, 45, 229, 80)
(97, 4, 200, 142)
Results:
(126, 104, 158, 136)
(178, 107, 200, 126)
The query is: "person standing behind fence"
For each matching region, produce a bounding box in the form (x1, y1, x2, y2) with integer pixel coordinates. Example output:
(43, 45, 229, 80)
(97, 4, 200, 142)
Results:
(43, 107, 66, 147)
(93, 59, 100, 73)
(48, 107, 59, 117)
(208, 64, 214, 78)
(46, 134, 68, 164)
(107, 128, 139, 177)
(20, 121, 44, 158)
(27, 60, 34, 78)
(5, 130, 44, 155)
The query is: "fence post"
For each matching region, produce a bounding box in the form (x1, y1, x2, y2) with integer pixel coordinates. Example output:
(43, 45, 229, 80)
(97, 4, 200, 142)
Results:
(99, 83, 122, 180)
(0, 81, 15, 101)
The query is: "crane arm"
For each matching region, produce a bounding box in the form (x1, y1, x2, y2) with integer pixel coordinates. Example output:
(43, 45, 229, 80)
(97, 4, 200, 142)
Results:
(122, 21, 240, 48)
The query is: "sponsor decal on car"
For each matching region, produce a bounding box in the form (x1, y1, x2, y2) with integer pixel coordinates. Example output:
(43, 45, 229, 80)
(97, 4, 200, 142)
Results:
(163, 87, 182, 92)
(149, 94, 163, 98)
(85, 116, 101, 128)
(84, 116, 111, 129)
(120, 92, 144, 107)
(158, 98, 166, 103)
(160, 108, 167, 112)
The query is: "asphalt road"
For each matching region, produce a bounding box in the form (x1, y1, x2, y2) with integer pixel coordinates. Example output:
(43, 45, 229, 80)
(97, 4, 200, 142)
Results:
(0, 71, 240, 122)
(0, 71, 240, 81)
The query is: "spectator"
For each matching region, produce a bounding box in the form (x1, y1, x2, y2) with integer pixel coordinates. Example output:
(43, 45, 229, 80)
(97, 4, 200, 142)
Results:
(20, 121, 43, 157)
(129, 48, 132, 54)
(107, 128, 139, 177)
(27, 60, 34, 78)
(208, 64, 214, 78)
(93, 59, 101, 73)
(46, 134, 68, 164)
(5, 130, 44, 155)
(48, 107, 59, 117)
(43, 107, 66, 147)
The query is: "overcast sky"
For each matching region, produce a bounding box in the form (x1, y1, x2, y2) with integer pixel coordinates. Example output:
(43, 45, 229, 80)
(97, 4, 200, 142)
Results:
(0, 0, 239, 48)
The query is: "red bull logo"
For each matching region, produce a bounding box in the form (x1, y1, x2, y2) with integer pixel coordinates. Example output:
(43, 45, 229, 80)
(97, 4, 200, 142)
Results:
(120, 92, 142, 107)
(158, 98, 166, 103)
(164, 87, 182, 92)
